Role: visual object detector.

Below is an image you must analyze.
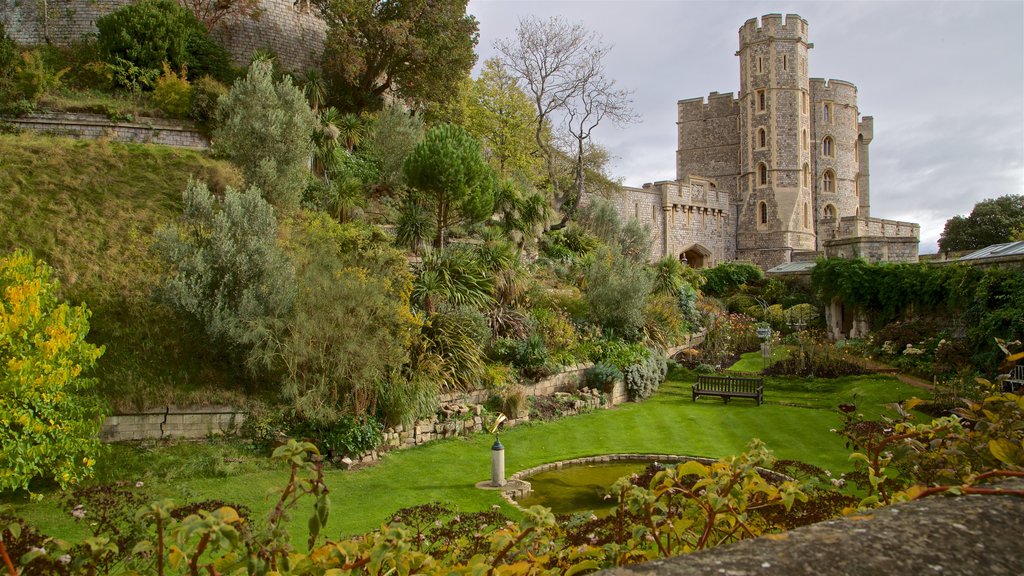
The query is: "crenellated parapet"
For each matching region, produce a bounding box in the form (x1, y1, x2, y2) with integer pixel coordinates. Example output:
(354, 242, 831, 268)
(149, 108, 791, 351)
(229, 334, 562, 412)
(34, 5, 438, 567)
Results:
(738, 13, 809, 47)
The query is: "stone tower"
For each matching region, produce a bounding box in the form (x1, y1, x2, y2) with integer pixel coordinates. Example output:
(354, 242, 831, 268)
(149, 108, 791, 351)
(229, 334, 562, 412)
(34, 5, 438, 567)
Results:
(734, 14, 816, 267)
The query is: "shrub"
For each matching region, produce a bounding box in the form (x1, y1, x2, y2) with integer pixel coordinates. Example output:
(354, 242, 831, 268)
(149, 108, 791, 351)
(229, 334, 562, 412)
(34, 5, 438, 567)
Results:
(106, 56, 161, 92)
(12, 50, 68, 101)
(491, 334, 551, 380)
(214, 59, 316, 210)
(289, 415, 383, 460)
(96, 0, 230, 82)
(153, 180, 295, 369)
(1, 251, 106, 495)
(700, 261, 764, 297)
(644, 292, 686, 348)
(583, 362, 622, 393)
(531, 307, 578, 357)
(151, 63, 192, 117)
(622, 352, 667, 401)
(585, 248, 653, 341)
(0, 23, 16, 78)
(189, 74, 228, 125)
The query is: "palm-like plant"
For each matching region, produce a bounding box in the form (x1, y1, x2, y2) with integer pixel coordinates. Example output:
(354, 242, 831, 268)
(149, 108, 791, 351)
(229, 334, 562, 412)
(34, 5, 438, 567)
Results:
(337, 113, 365, 152)
(395, 197, 435, 255)
(411, 247, 495, 314)
(299, 69, 328, 113)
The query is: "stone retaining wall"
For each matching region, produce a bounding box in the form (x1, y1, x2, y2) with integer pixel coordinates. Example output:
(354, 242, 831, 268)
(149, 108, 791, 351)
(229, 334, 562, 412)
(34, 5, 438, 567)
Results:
(100, 406, 243, 442)
(3, 112, 209, 149)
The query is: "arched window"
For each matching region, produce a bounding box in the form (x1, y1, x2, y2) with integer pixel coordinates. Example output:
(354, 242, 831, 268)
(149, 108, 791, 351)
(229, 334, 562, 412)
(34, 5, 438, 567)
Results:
(802, 163, 809, 187)
(758, 163, 768, 186)
(824, 204, 836, 220)
(757, 90, 766, 112)
(822, 136, 834, 158)
(759, 201, 768, 225)
(823, 103, 831, 123)
(758, 128, 767, 148)
(823, 170, 835, 193)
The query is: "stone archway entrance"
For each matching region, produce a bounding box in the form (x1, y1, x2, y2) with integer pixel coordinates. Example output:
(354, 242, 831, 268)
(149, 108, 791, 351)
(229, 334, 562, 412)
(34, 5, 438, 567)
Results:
(679, 244, 712, 269)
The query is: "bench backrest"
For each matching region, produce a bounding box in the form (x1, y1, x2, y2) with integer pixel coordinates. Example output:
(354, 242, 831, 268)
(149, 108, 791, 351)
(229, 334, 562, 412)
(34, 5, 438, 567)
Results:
(696, 375, 763, 391)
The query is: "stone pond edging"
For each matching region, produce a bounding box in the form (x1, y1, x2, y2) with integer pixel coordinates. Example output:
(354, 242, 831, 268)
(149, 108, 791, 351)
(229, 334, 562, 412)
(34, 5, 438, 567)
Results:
(499, 453, 792, 507)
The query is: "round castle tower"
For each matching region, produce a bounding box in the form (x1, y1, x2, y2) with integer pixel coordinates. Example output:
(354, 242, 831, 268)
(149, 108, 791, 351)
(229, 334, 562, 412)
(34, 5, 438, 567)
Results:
(734, 13, 817, 266)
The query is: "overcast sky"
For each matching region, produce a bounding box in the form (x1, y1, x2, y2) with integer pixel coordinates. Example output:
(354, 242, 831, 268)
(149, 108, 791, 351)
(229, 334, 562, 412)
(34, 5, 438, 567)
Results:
(466, 0, 1024, 253)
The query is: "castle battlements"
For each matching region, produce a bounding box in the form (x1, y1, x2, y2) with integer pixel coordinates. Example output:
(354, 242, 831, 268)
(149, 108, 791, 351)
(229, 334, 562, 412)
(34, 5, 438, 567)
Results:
(738, 14, 809, 46)
(677, 92, 739, 117)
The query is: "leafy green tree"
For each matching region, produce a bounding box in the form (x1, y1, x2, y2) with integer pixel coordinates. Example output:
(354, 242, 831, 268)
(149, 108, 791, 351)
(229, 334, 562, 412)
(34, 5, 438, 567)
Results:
(252, 215, 421, 423)
(154, 180, 295, 369)
(403, 124, 495, 248)
(1, 251, 105, 496)
(464, 58, 539, 179)
(938, 194, 1024, 252)
(317, 0, 479, 113)
(214, 60, 316, 210)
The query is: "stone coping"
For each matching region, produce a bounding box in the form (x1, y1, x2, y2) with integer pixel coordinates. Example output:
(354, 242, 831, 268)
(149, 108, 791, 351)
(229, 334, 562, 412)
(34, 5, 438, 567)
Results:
(600, 479, 1024, 575)
(500, 453, 791, 509)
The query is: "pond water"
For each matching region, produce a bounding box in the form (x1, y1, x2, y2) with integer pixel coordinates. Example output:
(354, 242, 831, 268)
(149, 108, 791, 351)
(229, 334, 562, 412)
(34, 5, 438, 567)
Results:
(516, 461, 656, 516)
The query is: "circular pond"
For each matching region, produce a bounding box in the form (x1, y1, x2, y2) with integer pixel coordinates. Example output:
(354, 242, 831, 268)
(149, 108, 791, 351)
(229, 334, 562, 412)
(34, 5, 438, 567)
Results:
(514, 457, 682, 516)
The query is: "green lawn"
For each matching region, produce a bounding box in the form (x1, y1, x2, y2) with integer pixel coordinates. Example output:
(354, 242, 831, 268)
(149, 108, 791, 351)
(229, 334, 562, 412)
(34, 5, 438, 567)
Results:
(7, 367, 928, 543)
(725, 346, 790, 373)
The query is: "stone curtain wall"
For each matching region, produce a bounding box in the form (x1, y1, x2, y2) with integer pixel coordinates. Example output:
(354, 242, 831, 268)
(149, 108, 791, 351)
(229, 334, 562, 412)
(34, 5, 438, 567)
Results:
(100, 406, 243, 442)
(4, 112, 209, 148)
(0, 0, 325, 71)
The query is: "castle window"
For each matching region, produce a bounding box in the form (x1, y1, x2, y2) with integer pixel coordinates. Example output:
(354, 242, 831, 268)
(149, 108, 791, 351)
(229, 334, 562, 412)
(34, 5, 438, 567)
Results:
(653, 204, 658, 222)
(802, 129, 808, 150)
(783, 55, 788, 70)
(757, 90, 766, 112)
(759, 202, 768, 225)
(757, 56, 763, 73)
(823, 170, 835, 193)
(634, 203, 639, 219)
(854, 141, 860, 162)
(824, 204, 837, 220)
(758, 128, 767, 148)
(758, 163, 768, 186)
(822, 136, 834, 158)
(823, 103, 831, 124)
(802, 163, 809, 187)
(803, 202, 809, 228)
(802, 92, 808, 114)
(855, 179, 860, 197)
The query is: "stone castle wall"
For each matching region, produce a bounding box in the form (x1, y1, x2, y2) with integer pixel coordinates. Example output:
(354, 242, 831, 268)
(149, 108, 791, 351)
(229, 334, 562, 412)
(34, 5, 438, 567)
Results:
(677, 93, 740, 198)
(0, 0, 325, 71)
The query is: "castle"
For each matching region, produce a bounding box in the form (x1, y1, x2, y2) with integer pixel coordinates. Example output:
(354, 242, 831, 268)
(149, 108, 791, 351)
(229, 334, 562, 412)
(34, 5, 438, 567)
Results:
(601, 14, 919, 269)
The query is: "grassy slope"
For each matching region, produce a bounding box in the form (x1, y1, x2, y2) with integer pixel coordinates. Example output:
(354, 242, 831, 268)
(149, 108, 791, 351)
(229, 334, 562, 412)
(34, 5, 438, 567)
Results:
(0, 133, 244, 408)
(10, 368, 929, 542)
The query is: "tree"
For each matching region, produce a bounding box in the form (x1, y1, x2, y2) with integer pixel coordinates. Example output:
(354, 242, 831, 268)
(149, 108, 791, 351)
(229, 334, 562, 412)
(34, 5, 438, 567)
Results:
(214, 60, 317, 210)
(464, 58, 539, 179)
(496, 16, 635, 226)
(1, 251, 105, 496)
(938, 194, 1024, 253)
(403, 124, 495, 248)
(154, 180, 295, 370)
(177, 0, 262, 33)
(316, 0, 479, 114)
(362, 104, 425, 193)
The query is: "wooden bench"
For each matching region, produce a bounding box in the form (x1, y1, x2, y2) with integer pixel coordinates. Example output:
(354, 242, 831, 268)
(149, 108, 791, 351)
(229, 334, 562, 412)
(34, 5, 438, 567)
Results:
(1004, 365, 1024, 392)
(692, 375, 764, 405)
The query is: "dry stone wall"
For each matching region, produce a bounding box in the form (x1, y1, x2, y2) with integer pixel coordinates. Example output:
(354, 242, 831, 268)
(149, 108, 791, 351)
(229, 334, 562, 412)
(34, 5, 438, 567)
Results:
(100, 406, 243, 442)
